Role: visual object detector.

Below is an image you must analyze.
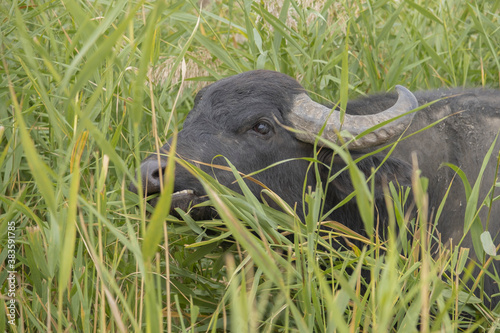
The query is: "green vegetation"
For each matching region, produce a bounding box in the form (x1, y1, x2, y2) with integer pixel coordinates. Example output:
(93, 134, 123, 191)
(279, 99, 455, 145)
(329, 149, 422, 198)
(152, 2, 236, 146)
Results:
(1, 0, 500, 331)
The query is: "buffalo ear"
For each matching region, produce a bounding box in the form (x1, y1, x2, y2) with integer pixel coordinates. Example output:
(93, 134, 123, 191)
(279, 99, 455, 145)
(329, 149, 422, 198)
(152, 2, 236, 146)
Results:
(319, 151, 413, 199)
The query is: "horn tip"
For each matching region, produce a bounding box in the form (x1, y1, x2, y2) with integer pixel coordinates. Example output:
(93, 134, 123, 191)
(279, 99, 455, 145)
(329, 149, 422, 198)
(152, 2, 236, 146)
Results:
(394, 85, 418, 109)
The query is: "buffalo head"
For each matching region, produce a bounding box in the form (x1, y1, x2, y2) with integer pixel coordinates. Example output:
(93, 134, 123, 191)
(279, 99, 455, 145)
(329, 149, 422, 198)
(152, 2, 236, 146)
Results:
(130, 70, 417, 221)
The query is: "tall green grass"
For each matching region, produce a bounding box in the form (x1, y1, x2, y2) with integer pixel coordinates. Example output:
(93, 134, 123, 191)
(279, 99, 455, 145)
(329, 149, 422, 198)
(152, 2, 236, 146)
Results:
(1, 0, 500, 331)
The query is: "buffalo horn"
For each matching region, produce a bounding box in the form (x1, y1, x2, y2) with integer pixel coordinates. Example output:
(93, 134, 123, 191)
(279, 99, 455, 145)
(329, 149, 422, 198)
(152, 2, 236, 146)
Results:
(288, 85, 418, 149)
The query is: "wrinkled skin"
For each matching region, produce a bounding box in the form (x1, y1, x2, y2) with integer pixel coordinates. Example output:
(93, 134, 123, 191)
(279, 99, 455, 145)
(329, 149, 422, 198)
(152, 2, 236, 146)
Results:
(130, 70, 500, 306)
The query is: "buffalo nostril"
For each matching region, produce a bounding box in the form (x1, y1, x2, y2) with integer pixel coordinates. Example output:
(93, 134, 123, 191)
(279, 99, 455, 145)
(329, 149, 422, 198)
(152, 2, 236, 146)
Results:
(150, 168, 163, 182)
(146, 168, 165, 193)
(140, 159, 166, 195)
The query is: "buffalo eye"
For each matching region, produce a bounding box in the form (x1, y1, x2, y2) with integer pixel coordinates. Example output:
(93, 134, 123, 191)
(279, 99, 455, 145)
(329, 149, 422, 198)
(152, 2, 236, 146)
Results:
(252, 121, 272, 136)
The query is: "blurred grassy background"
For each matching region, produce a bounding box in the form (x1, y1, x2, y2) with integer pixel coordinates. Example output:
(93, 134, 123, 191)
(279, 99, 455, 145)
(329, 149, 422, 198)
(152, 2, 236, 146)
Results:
(1, 0, 499, 331)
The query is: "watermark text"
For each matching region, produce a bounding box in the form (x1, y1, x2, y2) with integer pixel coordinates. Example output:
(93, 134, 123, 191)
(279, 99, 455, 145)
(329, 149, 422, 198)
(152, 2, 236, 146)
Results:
(6, 221, 17, 326)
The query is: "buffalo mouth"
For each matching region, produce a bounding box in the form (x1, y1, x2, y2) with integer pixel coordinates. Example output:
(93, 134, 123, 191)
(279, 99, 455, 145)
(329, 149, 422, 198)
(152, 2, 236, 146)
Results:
(171, 189, 199, 209)
(148, 188, 215, 220)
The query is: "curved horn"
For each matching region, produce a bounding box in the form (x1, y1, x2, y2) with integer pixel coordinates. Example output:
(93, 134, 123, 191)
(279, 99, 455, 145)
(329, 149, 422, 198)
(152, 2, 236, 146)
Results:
(288, 85, 418, 150)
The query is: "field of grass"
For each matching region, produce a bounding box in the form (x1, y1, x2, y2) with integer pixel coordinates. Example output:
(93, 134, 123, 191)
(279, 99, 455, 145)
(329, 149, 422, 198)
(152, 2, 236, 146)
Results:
(1, 0, 500, 331)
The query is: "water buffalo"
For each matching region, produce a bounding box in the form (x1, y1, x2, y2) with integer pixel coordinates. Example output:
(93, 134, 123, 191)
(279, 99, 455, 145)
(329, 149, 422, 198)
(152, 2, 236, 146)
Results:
(130, 70, 500, 306)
